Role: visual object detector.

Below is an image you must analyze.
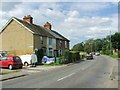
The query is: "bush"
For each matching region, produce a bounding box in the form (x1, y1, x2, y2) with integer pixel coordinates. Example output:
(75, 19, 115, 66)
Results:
(63, 50, 80, 63)
(64, 50, 72, 63)
(105, 50, 110, 55)
(36, 49, 45, 64)
(81, 55, 85, 59)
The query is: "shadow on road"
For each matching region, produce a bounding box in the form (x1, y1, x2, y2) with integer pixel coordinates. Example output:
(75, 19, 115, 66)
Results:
(73, 59, 85, 64)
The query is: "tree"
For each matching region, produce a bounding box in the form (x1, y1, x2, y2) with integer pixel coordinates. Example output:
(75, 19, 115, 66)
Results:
(111, 32, 120, 51)
(95, 39, 103, 51)
(72, 42, 84, 51)
(84, 39, 95, 53)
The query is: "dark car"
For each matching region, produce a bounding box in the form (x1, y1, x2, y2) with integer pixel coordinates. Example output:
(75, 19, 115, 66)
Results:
(86, 54, 93, 60)
(0, 56, 23, 70)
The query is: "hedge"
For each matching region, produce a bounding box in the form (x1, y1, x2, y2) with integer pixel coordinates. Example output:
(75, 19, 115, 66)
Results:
(63, 50, 80, 63)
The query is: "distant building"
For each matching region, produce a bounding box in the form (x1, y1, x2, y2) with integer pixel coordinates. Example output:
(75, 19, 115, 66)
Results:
(0, 15, 69, 56)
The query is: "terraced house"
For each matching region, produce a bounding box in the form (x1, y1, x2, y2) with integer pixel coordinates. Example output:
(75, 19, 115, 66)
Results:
(0, 15, 69, 56)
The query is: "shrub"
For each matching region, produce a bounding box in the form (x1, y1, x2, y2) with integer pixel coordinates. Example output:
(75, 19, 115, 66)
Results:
(36, 49, 45, 64)
(64, 50, 72, 63)
(105, 50, 110, 55)
(63, 50, 80, 63)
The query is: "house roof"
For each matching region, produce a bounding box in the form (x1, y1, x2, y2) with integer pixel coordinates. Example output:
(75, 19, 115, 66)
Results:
(0, 17, 69, 41)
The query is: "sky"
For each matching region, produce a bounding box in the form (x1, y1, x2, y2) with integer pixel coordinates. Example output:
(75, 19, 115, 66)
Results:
(0, 1, 118, 48)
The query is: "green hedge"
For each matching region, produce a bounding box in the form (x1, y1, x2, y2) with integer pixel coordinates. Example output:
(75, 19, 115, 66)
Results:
(63, 50, 80, 64)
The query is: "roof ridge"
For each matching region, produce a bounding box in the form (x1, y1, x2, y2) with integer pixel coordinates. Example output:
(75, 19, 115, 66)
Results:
(1, 17, 69, 41)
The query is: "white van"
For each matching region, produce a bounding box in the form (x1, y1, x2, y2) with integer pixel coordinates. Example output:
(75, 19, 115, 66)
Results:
(19, 54, 32, 66)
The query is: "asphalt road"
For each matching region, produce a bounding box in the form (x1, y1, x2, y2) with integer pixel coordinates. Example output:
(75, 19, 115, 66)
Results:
(2, 55, 118, 88)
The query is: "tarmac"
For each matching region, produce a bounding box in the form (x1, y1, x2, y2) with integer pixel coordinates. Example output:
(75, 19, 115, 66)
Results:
(0, 57, 119, 84)
(0, 65, 65, 81)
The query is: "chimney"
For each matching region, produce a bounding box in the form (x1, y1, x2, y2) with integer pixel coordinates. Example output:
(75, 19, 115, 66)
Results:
(44, 22, 52, 30)
(23, 15, 33, 24)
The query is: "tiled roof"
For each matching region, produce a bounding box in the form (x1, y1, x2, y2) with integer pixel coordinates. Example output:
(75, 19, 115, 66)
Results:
(15, 18, 54, 38)
(51, 30, 70, 41)
(15, 18, 69, 41)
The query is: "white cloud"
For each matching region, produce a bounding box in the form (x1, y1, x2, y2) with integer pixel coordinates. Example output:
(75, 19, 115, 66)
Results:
(0, 2, 118, 48)
(69, 2, 111, 13)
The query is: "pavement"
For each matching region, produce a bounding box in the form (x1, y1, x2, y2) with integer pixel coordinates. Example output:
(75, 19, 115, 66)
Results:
(105, 57, 119, 88)
(109, 58, 118, 81)
(0, 65, 65, 81)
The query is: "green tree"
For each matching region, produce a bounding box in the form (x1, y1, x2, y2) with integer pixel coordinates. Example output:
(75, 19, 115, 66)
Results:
(111, 32, 120, 51)
(72, 42, 84, 51)
(84, 39, 95, 53)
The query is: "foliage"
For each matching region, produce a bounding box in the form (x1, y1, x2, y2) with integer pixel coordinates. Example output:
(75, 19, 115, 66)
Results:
(112, 53, 118, 58)
(72, 42, 84, 51)
(83, 39, 103, 53)
(105, 50, 110, 55)
(36, 49, 45, 64)
(71, 32, 120, 58)
(63, 50, 80, 64)
(111, 33, 120, 50)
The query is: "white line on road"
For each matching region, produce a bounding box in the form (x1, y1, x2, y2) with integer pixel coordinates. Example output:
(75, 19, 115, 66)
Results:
(57, 73, 75, 81)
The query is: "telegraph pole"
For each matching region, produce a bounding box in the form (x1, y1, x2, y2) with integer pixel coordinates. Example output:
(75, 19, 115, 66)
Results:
(110, 31, 112, 57)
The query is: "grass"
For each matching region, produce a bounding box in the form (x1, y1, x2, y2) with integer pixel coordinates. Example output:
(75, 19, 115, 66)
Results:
(0, 69, 21, 75)
(112, 54, 118, 58)
(42, 63, 64, 66)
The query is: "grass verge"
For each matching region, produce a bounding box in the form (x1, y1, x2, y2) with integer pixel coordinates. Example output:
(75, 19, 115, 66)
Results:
(112, 54, 118, 58)
(0, 69, 21, 75)
(43, 63, 64, 66)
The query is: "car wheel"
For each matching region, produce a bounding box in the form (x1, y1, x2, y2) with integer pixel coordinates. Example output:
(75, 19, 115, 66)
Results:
(19, 66, 23, 69)
(24, 62, 28, 66)
(9, 65, 13, 70)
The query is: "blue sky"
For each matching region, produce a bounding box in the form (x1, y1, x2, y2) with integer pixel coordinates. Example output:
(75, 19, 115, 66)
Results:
(0, 1, 118, 48)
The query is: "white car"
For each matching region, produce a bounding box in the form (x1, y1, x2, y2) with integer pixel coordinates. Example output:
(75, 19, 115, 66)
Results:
(95, 52, 100, 56)
(19, 54, 32, 66)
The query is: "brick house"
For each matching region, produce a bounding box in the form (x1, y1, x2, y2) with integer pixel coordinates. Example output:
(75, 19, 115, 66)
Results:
(0, 15, 69, 56)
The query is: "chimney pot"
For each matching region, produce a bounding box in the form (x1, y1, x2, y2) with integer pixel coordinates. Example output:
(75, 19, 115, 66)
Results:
(23, 15, 33, 24)
(44, 22, 52, 30)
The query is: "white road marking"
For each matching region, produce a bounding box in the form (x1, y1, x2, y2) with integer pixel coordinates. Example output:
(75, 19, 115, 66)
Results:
(57, 73, 75, 81)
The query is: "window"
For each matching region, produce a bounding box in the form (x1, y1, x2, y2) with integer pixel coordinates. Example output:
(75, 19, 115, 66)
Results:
(1, 57, 7, 60)
(59, 41, 62, 48)
(49, 48, 53, 57)
(13, 57, 21, 62)
(65, 41, 67, 48)
(40, 36, 43, 44)
(1, 57, 10, 60)
(49, 38, 52, 45)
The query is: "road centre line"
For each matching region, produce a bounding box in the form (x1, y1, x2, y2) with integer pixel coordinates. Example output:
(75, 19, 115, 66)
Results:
(57, 73, 75, 81)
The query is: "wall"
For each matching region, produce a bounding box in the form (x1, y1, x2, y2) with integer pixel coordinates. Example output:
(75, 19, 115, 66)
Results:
(0, 33, 2, 51)
(1, 20, 34, 55)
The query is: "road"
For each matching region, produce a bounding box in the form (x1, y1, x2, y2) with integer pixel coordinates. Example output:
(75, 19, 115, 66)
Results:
(2, 55, 118, 88)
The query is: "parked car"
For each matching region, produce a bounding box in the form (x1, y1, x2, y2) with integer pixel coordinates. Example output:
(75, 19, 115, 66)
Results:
(85, 54, 93, 60)
(95, 52, 100, 56)
(19, 54, 32, 66)
(0, 56, 23, 70)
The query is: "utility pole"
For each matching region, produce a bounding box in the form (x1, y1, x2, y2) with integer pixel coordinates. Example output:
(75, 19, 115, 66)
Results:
(110, 31, 112, 57)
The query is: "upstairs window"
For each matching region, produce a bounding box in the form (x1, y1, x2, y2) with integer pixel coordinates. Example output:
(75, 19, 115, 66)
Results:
(59, 41, 62, 48)
(40, 36, 43, 44)
(65, 41, 67, 48)
(49, 38, 52, 45)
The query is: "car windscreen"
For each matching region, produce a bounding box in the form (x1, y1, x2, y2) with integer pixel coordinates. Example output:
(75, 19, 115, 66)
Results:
(13, 57, 22, 62)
